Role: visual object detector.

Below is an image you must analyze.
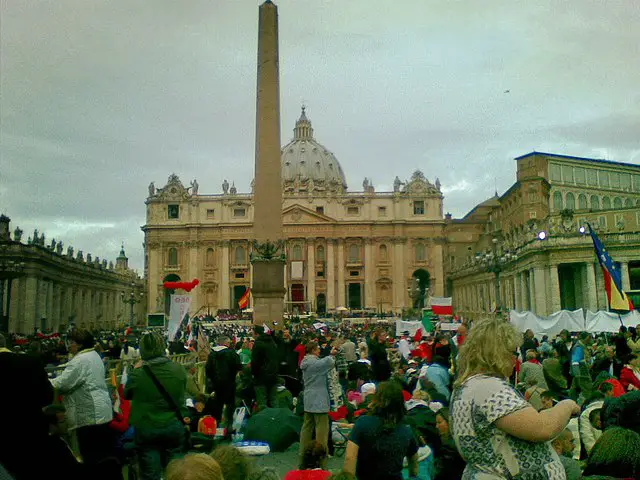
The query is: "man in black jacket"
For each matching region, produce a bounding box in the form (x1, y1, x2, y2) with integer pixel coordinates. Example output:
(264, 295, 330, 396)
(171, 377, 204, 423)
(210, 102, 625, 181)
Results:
(251, 326, 279, 411)
(0, 334, 54, 479)
(206, 335, 241, 436)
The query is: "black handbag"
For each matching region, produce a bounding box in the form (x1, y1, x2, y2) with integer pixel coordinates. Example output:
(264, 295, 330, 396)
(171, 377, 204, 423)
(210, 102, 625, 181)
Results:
(142, 364, 192, 450)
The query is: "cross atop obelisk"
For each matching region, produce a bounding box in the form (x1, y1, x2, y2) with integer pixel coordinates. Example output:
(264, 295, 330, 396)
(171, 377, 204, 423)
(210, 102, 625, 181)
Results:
(250, 0, 286, 328)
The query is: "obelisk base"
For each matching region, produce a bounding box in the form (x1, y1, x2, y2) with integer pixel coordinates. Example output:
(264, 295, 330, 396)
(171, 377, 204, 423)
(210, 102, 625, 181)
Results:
(251, 260, 286, 330)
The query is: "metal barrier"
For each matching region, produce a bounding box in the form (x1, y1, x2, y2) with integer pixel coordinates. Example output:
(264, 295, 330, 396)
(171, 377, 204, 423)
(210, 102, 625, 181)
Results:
(47, 353, 208, 393)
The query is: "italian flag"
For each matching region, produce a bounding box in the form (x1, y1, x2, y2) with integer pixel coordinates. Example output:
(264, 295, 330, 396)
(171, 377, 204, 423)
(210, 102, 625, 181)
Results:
(430, 296, 453, 316)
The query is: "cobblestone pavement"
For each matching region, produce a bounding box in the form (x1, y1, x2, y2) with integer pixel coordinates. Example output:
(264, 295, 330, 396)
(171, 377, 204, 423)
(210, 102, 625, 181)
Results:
(251, 443, 345, 477)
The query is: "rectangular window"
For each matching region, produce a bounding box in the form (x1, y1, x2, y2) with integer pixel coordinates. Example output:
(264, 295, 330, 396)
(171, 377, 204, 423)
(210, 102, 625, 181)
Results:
(615, 213, 624, 225)
(610, 172, 621, 189)
(529, 211, 537, 219)
(347, 206, 360, 215)
(168, 204, 180, 219)
(413, 200, 425, 215)
(620, 173, 631, 190)
(562, 165, 574, 183)
(599, 170, 610, 188)
(599, 216, 607, 228)
(234, 273, 245, 279)
(315, 206, 324, 214)
(206, 209, 215, 219)
(349, 270, 359, 277)
(586, 169, 598, 186)
(317, 270, 324, 278)
(574, 167, 586, 185)
(378, 206, 387, 217)
(549, 163, 562, 182)
(233, 208, 246, 217)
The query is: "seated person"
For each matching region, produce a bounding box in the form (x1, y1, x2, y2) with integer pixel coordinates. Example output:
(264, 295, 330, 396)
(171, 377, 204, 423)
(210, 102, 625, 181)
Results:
(274, 377, 294, 410)
(434, 408, 465, 480)
(284, 441, 332, 480)
(580, 395, 604, 455)
(551, 429, 582, 480)
(187, 393, 209, 433)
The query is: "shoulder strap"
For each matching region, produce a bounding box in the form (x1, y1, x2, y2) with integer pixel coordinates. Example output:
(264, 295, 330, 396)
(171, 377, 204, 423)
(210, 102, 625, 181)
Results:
(143, 364, 186, 425)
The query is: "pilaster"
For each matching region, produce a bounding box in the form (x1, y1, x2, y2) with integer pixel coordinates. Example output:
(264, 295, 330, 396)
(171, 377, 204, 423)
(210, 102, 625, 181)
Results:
(549, 265, 561, 314)
(220, 241, 230, 309)
(326, 239, 336, 309)
(337, 239, 345, 307)
(621, 262, 631, 292)
(306, 238, 316, 310)
(364, 238, 375, 308)
(585, 262, 598, 312)
(533, 267, 547, 316)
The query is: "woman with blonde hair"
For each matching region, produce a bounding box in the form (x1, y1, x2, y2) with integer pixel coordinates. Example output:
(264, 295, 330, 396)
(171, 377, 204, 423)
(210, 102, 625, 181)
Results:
(450, 318, 580, 479)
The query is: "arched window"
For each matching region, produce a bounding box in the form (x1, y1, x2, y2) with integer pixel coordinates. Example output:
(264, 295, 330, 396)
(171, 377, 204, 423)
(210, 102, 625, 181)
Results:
(625, 198, 633, 208)
(235, 246, 246, 265)
(379, 244, 388, 262)
(613, 197, 623, 209)
(553, 191, 563, 211)
(565, 192, 575, 210)
(168, 247, 178, 266)
(316, 245, 325, 262)
(590, 195, 600, 210)
(348, 244, 360, 263)
(578, 194, 587, 210)
(205, 248, 215, 267)
(603, 197, 611, 209)
(415, 243, 426, 262)
(292, 244, 303, 261)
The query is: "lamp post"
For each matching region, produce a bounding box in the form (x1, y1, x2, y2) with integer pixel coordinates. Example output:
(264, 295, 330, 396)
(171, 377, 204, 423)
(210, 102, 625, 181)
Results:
(474, 238, 517, 314)
(121, 281, 143, 326)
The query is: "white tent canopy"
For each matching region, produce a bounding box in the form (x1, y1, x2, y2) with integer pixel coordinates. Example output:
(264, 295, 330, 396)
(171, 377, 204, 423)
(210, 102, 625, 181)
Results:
(510, 309, 640, 335)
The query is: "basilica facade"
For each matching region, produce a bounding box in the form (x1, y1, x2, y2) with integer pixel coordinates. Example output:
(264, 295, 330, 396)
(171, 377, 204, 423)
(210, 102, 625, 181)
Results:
(143, 109, 446, 317)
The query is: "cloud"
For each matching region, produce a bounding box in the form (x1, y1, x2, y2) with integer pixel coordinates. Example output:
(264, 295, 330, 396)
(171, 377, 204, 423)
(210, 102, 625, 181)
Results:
(1, 0, 639, 270)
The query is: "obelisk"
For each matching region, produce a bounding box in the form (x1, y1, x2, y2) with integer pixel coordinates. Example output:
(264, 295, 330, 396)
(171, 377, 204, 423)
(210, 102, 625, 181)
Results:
(251, 0, 286, 329)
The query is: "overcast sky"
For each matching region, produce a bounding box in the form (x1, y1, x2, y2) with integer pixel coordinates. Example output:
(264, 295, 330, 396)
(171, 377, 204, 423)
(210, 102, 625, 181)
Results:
(2, 0, 639, 272)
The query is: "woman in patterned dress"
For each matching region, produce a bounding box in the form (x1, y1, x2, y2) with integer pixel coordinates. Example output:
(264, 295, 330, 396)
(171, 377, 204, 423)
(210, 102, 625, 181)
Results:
(450, 318, 580, 479)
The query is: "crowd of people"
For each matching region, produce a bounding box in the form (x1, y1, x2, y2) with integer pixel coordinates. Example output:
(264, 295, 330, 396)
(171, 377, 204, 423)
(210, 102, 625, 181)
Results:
(1, 317, 640, 479)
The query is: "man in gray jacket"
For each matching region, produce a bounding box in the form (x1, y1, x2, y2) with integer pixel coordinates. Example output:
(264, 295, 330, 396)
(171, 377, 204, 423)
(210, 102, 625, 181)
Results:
(299, 341, 337, 468)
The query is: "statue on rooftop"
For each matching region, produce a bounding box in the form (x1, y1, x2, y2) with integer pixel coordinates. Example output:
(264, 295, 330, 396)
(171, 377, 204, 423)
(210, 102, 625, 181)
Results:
(50, 238, 56, 250)
(13, 227, 23, 243)
(190, 179, 199, 195)
(77, 250, 83, 261)
(56, 241, 63, 255)
(393, 176, 402, 192)
(222, 179, 229, 194)
(435, 178, 441, 191)
(229, 182, 237, 195)
(363, 177, 369, 191)
(148, 182, 155, 197)
(67, 246, 74, 257)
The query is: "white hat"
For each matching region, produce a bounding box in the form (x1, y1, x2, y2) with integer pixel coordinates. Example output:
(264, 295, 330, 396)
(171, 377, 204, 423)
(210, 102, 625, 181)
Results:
(361, 383, 377, 396)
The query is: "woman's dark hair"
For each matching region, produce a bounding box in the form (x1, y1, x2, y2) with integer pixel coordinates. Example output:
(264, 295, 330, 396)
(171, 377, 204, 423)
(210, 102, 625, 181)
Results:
(139, 331, 166, 360)
(582, 427, 640, 479)
(301, 441, 327, 469)
(431, 355, 448, 367)
(369, 380, 406, 429)
(70, 330, 95, 349)
(630, 327, 637, 341)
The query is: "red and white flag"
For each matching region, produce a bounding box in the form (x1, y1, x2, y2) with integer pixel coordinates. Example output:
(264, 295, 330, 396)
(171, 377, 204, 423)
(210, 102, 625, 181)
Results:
(430, 296, 453, 316)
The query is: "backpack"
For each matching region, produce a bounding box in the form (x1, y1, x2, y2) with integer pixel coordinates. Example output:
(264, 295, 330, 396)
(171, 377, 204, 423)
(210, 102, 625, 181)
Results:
(198, 415, 217, 436)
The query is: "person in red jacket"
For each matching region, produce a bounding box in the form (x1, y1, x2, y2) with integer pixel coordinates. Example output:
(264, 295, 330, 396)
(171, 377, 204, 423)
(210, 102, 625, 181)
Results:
(619, 353, 640, 392)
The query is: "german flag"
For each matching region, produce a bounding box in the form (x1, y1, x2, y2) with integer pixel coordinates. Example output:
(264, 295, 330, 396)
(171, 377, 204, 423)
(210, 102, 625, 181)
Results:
(238, 287, 251, 310)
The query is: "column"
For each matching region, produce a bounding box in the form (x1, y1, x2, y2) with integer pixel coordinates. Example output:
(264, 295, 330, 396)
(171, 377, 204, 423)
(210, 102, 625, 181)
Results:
(518, 273, 527, 311)
(392, 238, 406, 312)
(326, 240, 336, 309)
(148, 246, 159, 313)
(337, 239, 345, 307)
(549, 265, 561, 313)
(528, 269, 536, 312)
(46, 281, 54, 331)
(533, 267, 547, 316)
(219, 241, 230, 308)
(585, 262, 598, 312)
(621, 262, 631, 292)
(306, 238, 316, 311)
(23, 276, 38, 333)
(188, 241, 200, 310)
(364, 238, 375, 309)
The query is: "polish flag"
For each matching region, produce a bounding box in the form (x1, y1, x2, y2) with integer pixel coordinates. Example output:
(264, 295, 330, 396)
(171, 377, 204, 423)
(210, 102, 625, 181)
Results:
(430, 297, 453, 316)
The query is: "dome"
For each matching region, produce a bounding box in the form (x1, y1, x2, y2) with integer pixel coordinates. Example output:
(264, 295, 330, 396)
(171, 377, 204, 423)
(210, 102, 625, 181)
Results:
(281, 107, 348, 193)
